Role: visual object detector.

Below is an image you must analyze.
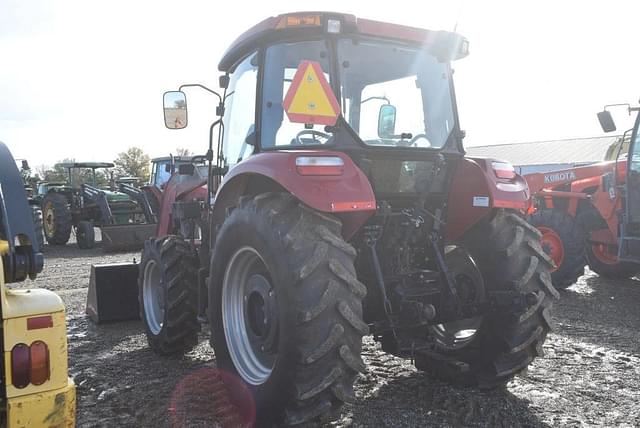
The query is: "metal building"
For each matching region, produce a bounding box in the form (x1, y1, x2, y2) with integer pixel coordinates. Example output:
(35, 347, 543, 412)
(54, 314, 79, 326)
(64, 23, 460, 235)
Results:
(466, 136, 620, 175)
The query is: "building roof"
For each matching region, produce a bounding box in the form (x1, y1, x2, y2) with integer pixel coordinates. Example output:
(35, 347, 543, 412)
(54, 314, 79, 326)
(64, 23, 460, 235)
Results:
(466, 136, 620, 166)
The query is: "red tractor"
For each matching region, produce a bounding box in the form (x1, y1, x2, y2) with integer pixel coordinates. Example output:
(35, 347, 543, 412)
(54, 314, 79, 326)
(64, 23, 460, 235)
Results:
(139, 12, 556, 425)
(525, 104, 640, 287)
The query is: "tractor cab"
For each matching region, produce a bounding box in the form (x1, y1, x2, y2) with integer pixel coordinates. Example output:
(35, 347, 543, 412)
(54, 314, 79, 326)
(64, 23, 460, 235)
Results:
(56, 162, 114, 189)
(599, 105, 640, 262)
(149, 156, 208, 189)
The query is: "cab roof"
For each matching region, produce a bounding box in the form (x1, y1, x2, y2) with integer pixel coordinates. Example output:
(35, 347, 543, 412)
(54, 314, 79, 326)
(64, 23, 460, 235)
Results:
(151, 156, 197, 163)
(56, 162, 114, 169)
(219, 11, 468, 72)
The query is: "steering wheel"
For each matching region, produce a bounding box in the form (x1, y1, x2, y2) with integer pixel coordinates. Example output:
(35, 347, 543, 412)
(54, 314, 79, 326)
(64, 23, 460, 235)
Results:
(294, 130, 331, 145)
(409, 134, 430, 147)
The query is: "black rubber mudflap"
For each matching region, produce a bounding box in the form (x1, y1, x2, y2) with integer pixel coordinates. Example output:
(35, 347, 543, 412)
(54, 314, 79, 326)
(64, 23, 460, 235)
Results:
(86, 262, 140, 323)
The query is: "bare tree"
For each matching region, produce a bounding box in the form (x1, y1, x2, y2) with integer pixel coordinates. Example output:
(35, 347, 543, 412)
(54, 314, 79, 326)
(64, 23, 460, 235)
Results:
(175, 147, 193, 157)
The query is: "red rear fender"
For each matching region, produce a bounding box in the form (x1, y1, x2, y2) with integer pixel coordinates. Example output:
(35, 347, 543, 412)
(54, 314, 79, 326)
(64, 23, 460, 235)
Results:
(445, 157, 530, 242)
(211, 151, 376, 240)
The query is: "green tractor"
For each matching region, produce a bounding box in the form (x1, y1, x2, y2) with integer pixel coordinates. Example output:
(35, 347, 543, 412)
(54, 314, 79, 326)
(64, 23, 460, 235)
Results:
(13, 159, 45, 249)
(38, 162, 156, 251)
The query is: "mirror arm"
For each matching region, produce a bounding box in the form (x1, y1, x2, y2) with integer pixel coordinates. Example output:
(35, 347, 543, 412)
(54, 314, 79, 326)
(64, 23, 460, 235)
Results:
(179, 83, 223, 104)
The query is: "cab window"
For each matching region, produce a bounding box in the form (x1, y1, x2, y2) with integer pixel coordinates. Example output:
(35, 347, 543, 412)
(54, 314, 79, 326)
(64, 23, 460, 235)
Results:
(261, 41, 331, 148)
(222, 52, 258, 169)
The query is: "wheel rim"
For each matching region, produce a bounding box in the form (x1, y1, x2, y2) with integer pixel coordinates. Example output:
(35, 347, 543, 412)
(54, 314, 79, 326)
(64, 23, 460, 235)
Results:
(591, 243, 619, 265)
(538, 226, 564, 272)
(222, 246, 278, 386)
(429, 248, 484, 350)
(143, 260, 164, 335)
(43, 203, 55, 237)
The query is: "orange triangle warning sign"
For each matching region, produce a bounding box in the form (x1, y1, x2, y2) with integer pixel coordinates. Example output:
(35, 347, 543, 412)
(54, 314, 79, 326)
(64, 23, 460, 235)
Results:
(283, 60, 341, 126)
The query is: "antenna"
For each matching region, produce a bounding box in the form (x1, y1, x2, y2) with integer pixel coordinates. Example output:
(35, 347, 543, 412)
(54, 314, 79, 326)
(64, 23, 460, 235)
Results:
(453, 0, 466, 33)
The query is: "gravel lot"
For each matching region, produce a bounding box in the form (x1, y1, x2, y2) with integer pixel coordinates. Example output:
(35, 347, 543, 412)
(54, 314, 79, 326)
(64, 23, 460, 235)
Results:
(15, 242, 640, 427)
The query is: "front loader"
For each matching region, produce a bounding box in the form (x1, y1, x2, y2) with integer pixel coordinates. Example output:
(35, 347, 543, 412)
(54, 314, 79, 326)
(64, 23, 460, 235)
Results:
(139, 12, 557, 425)
(525, 103, 640, 286)
(0, 141, 75, 426)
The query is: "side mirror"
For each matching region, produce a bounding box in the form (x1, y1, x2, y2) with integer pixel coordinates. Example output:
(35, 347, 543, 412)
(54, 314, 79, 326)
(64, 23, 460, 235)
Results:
(598, 110, 617, 133)
(163, 91, 188, 129)
(21, 160, 30, 171)
(178, 164, 195, 176)
(378, 104, 397, 138)
(164, 163, 172, 173)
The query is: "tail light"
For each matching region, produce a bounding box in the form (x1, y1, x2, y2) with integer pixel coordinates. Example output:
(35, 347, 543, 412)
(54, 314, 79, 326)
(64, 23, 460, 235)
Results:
(295, 156, 344, 176)
(11, 344, 30, 389)
(492, 161, 517, 180)
(11, 341, 50, 388)
(30, 341, 50, 385)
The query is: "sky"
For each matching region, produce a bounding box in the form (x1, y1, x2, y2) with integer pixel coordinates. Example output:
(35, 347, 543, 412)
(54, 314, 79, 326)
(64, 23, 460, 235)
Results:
(2, 0, 640, 168)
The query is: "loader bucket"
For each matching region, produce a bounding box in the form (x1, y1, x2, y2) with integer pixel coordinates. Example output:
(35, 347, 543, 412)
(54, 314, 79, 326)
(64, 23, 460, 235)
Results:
(86, 262, 140, 323)
(100, 223, 156, 252)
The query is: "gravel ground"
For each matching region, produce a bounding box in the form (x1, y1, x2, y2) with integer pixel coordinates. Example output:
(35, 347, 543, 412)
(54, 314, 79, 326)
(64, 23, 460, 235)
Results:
(15, 242, 640, 427)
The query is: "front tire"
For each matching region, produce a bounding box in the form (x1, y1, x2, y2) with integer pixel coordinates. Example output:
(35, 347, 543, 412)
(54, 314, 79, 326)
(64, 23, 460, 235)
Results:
(42, 192, 72, 245)
(209, 192, 367, 425)
(76, 221, 95, 249)
(585, 241, 640, 279)
(528, 209, 585, 288)
(139, 237, 200, 355)
(415, 210, 559, 388)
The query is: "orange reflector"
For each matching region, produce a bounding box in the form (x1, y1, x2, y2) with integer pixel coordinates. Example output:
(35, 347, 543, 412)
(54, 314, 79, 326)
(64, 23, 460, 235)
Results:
(11, 343, 30, 389)
(276, 15, 321, 29)
(29, 341, 50, 386)
(331, 201, 376, 212)
(27, 315, 53, 330)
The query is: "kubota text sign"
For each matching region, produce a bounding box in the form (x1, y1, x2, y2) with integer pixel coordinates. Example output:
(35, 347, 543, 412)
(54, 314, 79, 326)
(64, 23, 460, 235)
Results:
(283, 60, 341, 126)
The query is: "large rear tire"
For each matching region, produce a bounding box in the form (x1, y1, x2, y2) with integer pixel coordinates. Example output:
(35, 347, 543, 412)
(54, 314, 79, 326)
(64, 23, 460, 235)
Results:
(42, 192, 72, 245)
(139, 236, 200, 355)
(528, 209, 585, 288)
(209, 192, 367, 425)
(415, 210, 559, 388)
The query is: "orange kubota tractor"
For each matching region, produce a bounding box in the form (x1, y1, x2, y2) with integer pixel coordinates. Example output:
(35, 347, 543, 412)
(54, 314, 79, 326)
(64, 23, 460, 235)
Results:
(139, 12, 557, 425)
(526, 103, 640, 287)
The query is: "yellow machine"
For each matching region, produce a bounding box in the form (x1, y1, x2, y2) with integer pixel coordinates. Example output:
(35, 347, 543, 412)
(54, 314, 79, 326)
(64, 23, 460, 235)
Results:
(0, 141, 75, 427)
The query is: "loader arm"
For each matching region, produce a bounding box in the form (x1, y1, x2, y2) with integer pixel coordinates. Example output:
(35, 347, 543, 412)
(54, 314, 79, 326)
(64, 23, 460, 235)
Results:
(82, 184, 114, 225)
(118, 183, 157, 223)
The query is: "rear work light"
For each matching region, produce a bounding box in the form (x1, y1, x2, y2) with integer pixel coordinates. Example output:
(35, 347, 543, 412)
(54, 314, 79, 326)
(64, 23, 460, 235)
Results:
(492, 161, 517, 180)
(276, 15, 321, 29)
(295, 156, 344, 176)
(11, 341, 51, 388)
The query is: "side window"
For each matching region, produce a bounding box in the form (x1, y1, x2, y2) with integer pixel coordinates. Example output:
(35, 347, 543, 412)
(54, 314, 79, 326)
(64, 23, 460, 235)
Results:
(154, 162, 171, 186)
(631, 131, 640, 172)
(261, 41, 331, 148)
(222, 53, 258, 168)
